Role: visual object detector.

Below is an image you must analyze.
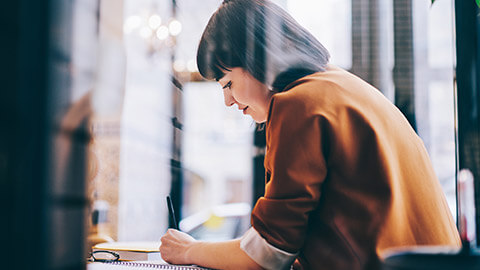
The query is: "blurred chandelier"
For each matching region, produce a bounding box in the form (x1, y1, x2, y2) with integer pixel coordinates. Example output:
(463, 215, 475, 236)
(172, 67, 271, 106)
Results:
(123, 11, 182, 52)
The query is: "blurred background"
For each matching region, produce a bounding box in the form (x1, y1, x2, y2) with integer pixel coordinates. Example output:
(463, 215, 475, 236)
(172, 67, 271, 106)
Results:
(2, 0, 479, 269)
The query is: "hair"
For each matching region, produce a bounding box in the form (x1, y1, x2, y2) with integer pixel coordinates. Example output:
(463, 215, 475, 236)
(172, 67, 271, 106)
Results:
(197, 0, 330, 92)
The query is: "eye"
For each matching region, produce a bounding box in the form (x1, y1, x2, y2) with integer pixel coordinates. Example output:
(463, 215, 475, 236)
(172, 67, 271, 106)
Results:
(223, 81, 232, 90)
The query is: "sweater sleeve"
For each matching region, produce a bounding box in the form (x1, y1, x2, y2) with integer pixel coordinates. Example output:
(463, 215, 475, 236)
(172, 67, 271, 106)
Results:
(251, 91, 329, 254)
(240, 227, 298, 270)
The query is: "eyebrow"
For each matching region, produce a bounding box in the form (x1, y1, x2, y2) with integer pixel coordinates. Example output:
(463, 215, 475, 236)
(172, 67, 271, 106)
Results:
(222, 81, 232, 89)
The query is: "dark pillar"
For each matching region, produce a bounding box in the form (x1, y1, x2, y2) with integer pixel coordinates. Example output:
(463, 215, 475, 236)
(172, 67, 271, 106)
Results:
(1, 0, 96, 269)
(392, 0, 417, 131)
(1, 1, 52, 268)
(454, 0, 480, 246)
(170, 0, 183, 226)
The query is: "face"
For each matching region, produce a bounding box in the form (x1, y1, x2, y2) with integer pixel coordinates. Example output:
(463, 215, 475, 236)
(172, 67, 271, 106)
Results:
(218, 68, 273, 123)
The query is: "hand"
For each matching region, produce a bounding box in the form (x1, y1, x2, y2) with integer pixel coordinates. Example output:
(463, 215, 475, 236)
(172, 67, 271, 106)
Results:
(160, 229, 197, 265)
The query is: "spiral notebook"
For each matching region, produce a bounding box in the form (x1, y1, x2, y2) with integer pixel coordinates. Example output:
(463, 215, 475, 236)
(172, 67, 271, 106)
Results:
(88, 261, 212, 269)
(92, 241, 162, 261)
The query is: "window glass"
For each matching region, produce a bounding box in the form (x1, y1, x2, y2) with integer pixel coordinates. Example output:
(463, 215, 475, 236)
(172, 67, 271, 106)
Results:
(425, 0, 456, 217)
(90, 0, 458, 243)
(182, 81, 254, 218)
(285, 0, 352, 69)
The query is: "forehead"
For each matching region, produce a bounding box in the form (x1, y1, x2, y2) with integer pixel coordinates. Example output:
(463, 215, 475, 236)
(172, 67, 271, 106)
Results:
(218, 67, 243, 84)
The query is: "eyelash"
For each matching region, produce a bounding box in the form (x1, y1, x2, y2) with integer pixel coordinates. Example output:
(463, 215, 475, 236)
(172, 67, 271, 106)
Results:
(225, 81, 232, 89)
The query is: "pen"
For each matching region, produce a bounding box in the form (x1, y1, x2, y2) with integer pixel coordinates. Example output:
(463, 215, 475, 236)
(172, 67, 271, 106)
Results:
(166, 195, 179, 230)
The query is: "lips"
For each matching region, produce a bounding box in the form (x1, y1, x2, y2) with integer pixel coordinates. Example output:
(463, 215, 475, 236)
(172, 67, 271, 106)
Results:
(241, 106, 249, 115)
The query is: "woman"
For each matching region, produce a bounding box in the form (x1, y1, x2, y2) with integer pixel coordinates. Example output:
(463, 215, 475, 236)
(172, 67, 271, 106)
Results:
(160, 0, 460, 269)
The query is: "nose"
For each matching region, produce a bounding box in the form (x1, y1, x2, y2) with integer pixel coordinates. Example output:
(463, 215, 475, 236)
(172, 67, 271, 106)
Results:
(223, 89, 236, 107)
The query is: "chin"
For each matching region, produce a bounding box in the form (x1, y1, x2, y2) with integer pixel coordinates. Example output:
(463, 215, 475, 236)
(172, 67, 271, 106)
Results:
(252, 117, 267, 124)
(249, 112, 267, 123)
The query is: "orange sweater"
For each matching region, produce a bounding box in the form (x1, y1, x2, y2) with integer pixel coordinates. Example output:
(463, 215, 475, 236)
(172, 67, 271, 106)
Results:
(251, 66, 460, 269)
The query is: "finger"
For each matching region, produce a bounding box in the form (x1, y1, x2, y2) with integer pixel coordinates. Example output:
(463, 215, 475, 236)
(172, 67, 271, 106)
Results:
(160, 235, 168, 244)
(161, 251, 172, 263)
(167, 228, 178, 234)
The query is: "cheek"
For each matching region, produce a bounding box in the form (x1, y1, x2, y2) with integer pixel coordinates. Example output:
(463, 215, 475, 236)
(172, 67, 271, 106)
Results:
(231, 85, 249, 102)
(248, 82, 267, 102)
(241, 81, 260, 99)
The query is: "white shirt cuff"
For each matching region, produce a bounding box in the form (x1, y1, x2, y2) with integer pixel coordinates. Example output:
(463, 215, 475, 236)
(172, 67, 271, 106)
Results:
(240, 227, 298, 270)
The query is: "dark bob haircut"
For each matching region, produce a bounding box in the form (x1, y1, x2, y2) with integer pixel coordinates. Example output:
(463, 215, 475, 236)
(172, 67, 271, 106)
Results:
(197, 0, 330, 92)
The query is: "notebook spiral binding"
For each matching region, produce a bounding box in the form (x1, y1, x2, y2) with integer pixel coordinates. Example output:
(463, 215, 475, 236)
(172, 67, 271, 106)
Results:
(105, 261, 213, 269)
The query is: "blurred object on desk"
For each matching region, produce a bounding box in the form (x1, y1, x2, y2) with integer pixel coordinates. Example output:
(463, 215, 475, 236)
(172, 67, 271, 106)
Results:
(180, 203, 251, 241)
(88, 200, 115, 249)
